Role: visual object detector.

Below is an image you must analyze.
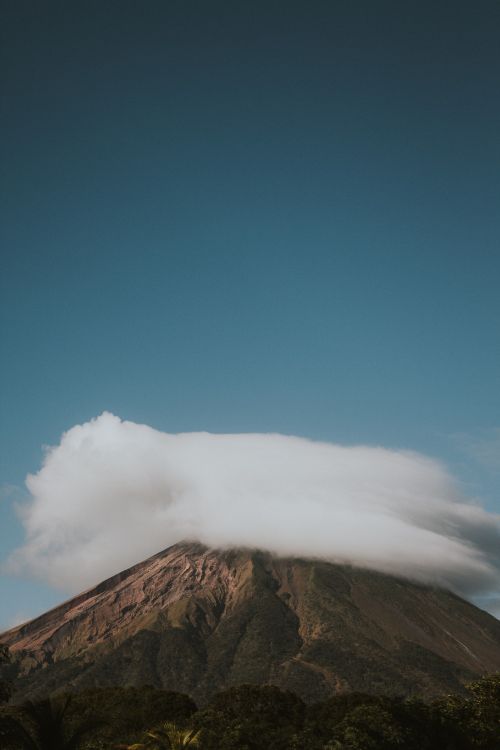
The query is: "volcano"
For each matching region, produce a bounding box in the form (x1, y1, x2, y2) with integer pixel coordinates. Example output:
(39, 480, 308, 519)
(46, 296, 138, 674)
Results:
(2, 542, 500, 703)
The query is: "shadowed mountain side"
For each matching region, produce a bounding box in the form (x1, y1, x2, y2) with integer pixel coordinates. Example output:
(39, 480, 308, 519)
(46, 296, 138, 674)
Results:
(2, 542, 500, 704)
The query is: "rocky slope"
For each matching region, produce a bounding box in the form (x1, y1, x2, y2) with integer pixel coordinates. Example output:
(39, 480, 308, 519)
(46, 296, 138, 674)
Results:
(2, 542, 500, 703)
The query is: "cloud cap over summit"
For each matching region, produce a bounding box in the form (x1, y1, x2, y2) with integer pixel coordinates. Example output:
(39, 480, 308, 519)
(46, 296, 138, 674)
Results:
(8, 413, 500, 602)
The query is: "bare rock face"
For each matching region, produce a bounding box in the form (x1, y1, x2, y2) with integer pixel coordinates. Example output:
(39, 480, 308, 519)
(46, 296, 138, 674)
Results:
(2, 542, 500, 703)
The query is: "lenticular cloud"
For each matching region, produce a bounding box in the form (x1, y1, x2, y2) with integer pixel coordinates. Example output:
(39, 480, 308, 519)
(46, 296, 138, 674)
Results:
(8, 412, 500, 599)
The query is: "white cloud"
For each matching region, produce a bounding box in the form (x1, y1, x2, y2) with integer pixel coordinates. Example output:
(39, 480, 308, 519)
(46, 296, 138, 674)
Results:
(6, 413, 500, 611)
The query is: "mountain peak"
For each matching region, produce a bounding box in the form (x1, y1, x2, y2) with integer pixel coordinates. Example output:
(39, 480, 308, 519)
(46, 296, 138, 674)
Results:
(3, 542, 500, 703)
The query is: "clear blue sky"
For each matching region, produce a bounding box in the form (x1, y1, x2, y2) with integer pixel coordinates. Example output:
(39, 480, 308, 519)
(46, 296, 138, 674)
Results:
(1, 1, 499, 628)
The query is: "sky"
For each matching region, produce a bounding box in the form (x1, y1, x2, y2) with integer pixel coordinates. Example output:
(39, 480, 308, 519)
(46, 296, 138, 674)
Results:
(1, 1, 499, 630)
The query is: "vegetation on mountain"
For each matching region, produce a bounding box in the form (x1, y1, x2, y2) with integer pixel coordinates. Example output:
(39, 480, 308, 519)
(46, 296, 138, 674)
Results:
(3, 544, 500, 705)
(0, 643, 11, 705)
(0, 675, 499, 749)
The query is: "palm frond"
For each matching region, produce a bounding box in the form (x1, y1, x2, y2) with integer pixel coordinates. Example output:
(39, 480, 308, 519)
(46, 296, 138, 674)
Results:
(0, 714, 40, 750)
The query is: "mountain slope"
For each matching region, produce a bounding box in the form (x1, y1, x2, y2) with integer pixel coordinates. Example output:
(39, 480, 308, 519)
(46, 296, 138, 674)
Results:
(2, 542, 500, 703)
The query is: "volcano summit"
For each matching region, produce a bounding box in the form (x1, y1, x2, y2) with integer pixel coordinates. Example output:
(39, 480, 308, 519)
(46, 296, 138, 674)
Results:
(2, 542, 500, 704)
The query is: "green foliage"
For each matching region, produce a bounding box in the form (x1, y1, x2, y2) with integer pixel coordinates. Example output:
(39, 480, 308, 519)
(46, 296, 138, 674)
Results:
(144, 721, 201, 749)
(0, 672, 498, 749)
(115, 721, 201, 750)
(195, 684, 305, 750)
(0, 694, 102, 750)
(0, 686, 197, 750)
(331, 703, 405, 749)
(460, 674, 500, 750)
(306, 691, 386, 736)
(305, 676, 500, 750)
(66, 686, 197, 746)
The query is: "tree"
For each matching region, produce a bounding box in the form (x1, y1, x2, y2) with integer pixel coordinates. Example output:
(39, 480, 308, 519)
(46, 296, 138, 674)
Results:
(196, 684, 305, 750)
(116, 721, 201, 750)
(2, 694, 102, 750)
(329, 703, 406, 750)
(464, 673, 500, 750)
(144, 721, 201, 749)
(68, 686, 197, 747)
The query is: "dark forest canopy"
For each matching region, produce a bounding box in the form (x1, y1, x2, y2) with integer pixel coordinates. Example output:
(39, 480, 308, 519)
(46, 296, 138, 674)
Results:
(0, 676, 499, 750)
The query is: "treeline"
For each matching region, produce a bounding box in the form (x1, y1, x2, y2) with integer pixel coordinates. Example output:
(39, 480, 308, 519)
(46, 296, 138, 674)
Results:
(0, 675, 499, 750)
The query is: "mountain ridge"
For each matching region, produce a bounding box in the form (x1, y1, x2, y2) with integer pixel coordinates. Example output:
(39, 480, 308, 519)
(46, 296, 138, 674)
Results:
(2, 542, 500, 704)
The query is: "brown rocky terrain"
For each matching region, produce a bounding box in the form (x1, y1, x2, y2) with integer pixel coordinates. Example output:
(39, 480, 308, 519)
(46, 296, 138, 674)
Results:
(2, 542, 500, 703)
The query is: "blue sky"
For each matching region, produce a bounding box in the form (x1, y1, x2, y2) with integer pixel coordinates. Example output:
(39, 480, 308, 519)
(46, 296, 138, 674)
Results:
(1, 1, 499, 629)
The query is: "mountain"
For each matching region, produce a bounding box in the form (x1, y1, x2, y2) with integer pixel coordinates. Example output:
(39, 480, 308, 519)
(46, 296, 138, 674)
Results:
(2, 542, 500, 704)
